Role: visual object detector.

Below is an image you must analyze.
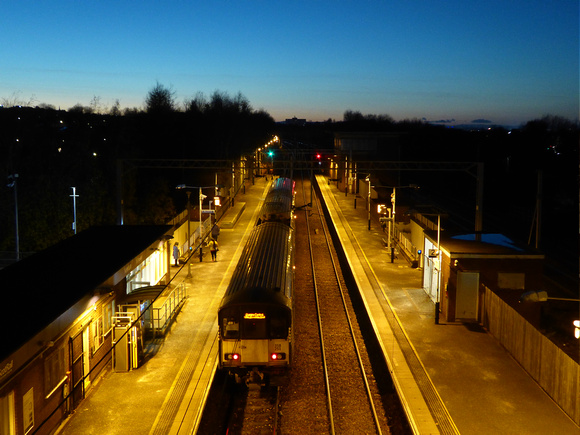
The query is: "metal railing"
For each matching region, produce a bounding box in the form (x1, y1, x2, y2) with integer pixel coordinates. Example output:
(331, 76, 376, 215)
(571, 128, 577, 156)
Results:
(150, 282, 187, 337)
(393, 226, 419, 263)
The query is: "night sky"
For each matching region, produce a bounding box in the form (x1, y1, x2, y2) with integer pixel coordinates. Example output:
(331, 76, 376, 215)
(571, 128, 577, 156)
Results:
(2, 0, 578, 126)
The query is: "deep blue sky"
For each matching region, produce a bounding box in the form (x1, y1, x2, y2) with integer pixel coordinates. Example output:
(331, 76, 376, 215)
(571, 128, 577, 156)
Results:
(2, 1, 578, 126)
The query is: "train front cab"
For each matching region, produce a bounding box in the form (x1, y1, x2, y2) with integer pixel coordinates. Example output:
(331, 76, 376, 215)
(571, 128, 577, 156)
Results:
(219, 304, 291, 384)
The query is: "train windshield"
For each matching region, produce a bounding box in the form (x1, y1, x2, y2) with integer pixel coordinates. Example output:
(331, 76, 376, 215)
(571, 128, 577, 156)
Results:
(243, 313, 267, 339)
(221, 309, 240, 339)
(269, 315, 288, 339)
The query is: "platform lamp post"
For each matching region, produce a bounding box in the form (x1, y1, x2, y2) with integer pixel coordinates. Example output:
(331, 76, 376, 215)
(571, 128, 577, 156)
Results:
(199, 187, 207, 242)
(391, 187, 396, 261)
(372, 183, 420, 261)
(185, 191, 192, 278)
(177, 184, 219, 264)
(70, 187, 79, 234)
(7, 174, 19, 260)
(231, 162, 235, 207)
(434, 214, 441, 324)
(365, 175, 371, 230)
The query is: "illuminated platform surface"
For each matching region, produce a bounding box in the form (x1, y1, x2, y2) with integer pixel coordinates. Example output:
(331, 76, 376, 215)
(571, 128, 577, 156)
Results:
(57, 176, 271, 435)
(57, 174, 579, 435)
(316, 174, 578, 435)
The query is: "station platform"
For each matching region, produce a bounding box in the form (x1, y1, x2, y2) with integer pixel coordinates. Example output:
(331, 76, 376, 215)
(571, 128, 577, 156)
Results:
(316, 174, 579, 435)
(220, 201, 246, 229)
(56, 176, 272, 435)
(56, 174, 579, 435)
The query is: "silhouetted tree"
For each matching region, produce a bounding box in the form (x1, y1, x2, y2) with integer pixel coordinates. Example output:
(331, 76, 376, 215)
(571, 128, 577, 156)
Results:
(342, 110, 395, 130)
(123, 107, 141, 116)
(89, 95, 102, 114)
(145, 81, 177, 114)
(184, 91, 208, 115)
(524, 114, 578, 132)
(343, 110, 365, 122)
(0, 92, 275, 251)
(0, 91, 36, 107)
(109, 99, 121, 116)
(68, 103, 89, 114)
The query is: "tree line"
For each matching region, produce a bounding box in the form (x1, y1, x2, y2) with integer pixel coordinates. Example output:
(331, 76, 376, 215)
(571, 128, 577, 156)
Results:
(0, 85, 276, 253)
(1, 83, 577, 261)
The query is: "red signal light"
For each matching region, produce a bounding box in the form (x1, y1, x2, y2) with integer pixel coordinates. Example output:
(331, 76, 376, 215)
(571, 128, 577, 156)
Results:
(316, 154, 321, 159)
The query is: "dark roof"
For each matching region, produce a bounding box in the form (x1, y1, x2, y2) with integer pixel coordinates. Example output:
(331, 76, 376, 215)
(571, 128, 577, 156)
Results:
(425, 231, 544, 257)
(1, 225, 172, 360)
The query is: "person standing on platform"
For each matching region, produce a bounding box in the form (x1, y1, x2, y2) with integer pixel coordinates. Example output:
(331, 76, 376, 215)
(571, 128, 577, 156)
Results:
(209, 238, 219, 262)
(173, 242, 180, 266)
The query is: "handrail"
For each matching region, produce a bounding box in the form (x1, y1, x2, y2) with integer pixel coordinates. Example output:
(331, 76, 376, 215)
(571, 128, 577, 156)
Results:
(150, 282, 187, 337)
(394, 226, 418, 262)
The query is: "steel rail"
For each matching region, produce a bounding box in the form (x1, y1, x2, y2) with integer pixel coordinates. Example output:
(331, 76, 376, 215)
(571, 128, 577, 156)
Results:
(304, 172, 383, 434)
(301, 172, 336, 435)
(272, 386, 280, 435)
(310, 177, 383, 435)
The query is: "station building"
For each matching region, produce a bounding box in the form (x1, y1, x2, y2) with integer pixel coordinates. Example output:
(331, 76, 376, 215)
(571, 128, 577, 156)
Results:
(326, 134, 546, 325)
(0, 225, 174, 435)
(403, 210, 545, 324)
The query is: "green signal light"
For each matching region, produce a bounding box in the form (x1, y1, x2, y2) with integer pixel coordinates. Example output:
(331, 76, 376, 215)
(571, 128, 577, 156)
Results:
(268, 151, 274, 157)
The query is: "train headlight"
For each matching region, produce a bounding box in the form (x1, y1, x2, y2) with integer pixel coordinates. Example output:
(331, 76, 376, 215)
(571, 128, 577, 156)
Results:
(225, 353, 240, 361)
(270, 352, 286, 361)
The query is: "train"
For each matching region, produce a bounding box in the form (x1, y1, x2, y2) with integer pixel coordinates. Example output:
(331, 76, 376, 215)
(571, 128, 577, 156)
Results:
(257, 176, 295, 225)
(218, 177, 295, 384)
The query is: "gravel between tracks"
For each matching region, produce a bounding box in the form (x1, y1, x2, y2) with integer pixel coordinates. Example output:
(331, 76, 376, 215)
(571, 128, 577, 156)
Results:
(278, 177, 409, 434)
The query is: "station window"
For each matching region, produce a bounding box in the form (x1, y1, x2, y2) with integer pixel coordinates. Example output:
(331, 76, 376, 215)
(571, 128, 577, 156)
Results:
(103, 300, 114, 335)
(44, 347, 65, 397)
(221, 309, 240, 339)
(224, 318, 240, 338)
(92, 316, 104, 353)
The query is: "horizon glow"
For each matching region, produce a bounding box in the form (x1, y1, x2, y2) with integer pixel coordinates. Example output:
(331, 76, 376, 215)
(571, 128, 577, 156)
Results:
(1, 1, 578, 127)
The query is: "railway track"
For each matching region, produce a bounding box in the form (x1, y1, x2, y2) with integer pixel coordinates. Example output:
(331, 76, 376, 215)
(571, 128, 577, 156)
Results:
(279, 175, 394, 434)
(225, 384, 280, 434)
(308, 176, 385, 434)
(201, 174, 409, 434)
(197, 374, 280, 434)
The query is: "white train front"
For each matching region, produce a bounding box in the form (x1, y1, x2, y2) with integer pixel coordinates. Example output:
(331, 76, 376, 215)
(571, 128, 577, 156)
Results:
(218, 178, 295, 384)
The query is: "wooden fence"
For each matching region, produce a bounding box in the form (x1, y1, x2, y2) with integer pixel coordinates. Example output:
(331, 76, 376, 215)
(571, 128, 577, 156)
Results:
(483, 287, 580, 425)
